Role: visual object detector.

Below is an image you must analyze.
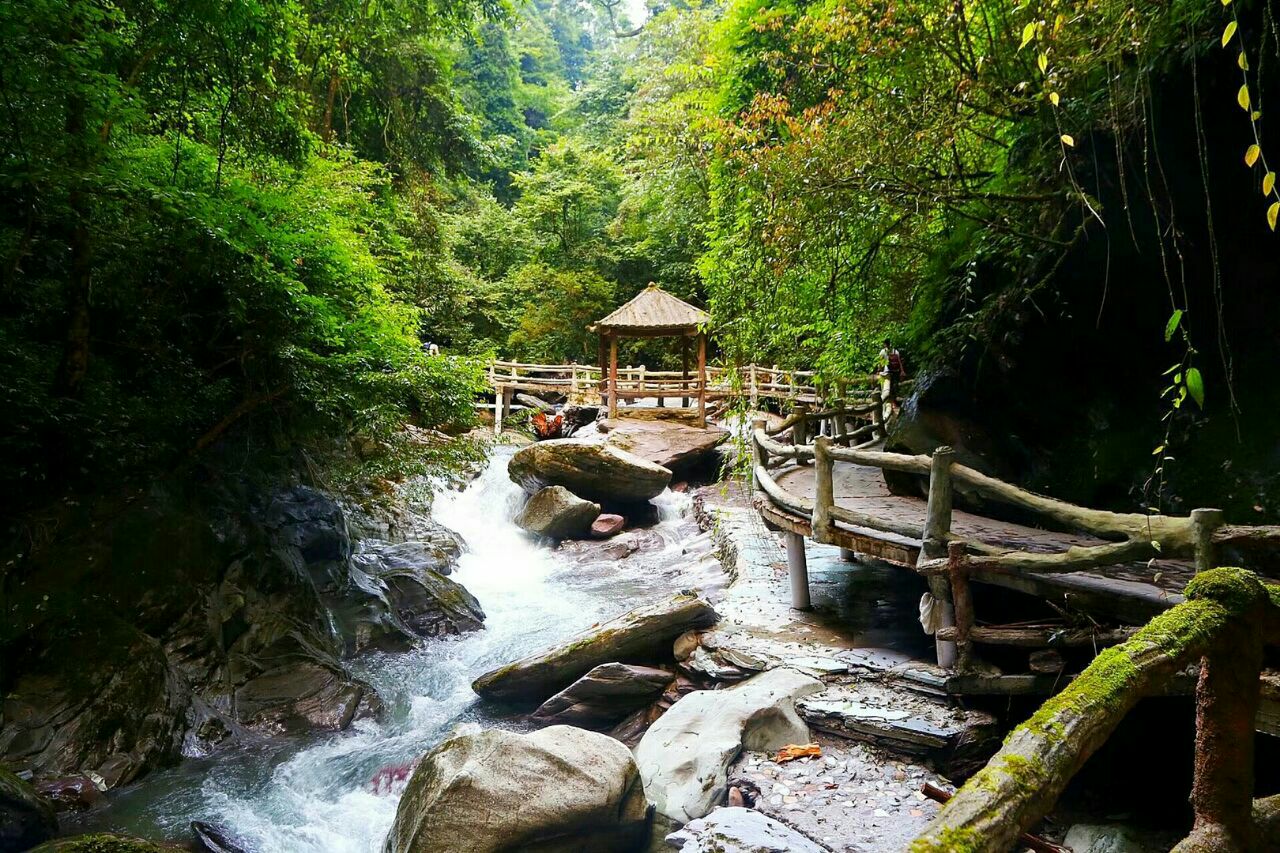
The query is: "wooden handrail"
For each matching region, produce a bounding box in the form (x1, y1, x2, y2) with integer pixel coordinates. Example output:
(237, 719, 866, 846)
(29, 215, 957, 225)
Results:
(912, 567, 1280, 853)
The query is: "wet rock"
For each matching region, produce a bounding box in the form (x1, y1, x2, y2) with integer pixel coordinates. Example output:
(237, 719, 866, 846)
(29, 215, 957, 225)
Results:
(381, 569, 485, 639)
(515, 393, 556, 414)
(508, 439, 672, 505)
(561, 405, 600, 437)
(882, 369, 1017, 501)
(33, 776, 103, 812)
(1063, 824, 1152, 853)
(531, 663, 674, 729)
(665, 807, 826, 853)
(635, 667, 824, 823)
(515, 486, 601, 540)
(598, 419, 729, 476)
(590, 513, 626, 539)
(472, 593, 718, 704)
(0, 763, 56, 851)
(383, 726, 648, 853)
(233, 660, 380, 736)
(191, 820, 250, 853)
(0, 620, 190, 790)
(27, 834, 178, 851)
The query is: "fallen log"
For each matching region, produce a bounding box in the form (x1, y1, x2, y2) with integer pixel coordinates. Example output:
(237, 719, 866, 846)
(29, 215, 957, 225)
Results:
(920, 783, 1067, 853)
(934, 625, 1138, 649)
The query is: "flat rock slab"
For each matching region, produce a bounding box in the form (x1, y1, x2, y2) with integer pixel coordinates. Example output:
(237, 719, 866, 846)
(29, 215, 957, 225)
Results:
(508, 439, 672, 504)
(599, 418, 729, 474)
(665, 807, 827, 853)
(532, 662, 674, 728)
(472, 592, 718, 704)
(798, 683, 1000, 776)
(384, 725, 648, 853)
(635, 667, 824, 823)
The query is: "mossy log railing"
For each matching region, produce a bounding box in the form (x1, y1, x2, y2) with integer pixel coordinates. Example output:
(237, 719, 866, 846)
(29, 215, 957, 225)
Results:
(911, 567, 1280, 853)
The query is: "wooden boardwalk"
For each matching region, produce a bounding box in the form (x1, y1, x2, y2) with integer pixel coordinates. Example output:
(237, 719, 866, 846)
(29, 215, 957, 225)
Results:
(762, 458, 1194, 624)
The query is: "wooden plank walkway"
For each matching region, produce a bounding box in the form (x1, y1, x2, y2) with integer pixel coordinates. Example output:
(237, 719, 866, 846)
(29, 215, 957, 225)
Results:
(764, 458, 1194, 623)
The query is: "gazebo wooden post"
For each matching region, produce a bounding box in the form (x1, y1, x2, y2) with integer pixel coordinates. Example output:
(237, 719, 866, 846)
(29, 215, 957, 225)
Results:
(696, 331, 706, 426)
(681, 336, 690, 408)
(608, 334, 619, 418)
(597, 334, 608, 405)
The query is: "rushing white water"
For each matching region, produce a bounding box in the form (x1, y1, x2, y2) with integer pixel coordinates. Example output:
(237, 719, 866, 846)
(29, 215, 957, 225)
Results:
(78, 448, 696, 852)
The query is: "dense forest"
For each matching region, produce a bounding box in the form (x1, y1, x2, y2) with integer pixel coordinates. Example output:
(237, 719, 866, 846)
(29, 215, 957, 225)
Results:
(2, 0, 1278, 513)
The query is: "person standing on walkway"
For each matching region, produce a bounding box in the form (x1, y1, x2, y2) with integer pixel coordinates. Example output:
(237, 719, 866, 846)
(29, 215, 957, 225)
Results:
(878, 338, 906, 413)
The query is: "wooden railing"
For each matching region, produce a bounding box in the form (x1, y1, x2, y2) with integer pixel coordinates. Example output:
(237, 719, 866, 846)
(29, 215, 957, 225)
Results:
(911, 566, 1280, 853)
(750, 420, 1276, 665)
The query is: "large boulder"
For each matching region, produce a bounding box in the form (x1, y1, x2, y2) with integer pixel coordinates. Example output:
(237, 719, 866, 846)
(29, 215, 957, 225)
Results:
(0, 764, 56, 852)
(472, 593, 718, 704)
(515, 487, 601, 540)
(598, 419, 728, 475)
(508, 440, 671, 505)
(531, 663, 673, 729)
(634, 668, 824, 823)
(382, 726, 649, 853)
(665, 807, 827, 853)
(883, 369, 1019, 501)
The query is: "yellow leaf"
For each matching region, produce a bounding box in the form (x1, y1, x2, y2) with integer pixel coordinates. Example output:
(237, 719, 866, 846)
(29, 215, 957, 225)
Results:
(1222, 0, 1232, 5)
(1239, 84, 1251, 111)
(1239, 51, 1248, 70)
(1020, 22, 1036, 50)
(1061, 134, 1075, 147)
(1037, 52, 1048, 73)
(1246, 144, 1261, 166)
(1253, 110, 1263, 121)
(1049, 91, 1061, 107)
(1270, 202, 1280, 231)
(1223, 21, 1237, 47)
(1264, 172, 1275, 196)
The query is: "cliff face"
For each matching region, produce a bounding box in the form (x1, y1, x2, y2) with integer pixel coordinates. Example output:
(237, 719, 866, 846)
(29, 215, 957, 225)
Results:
(0, 472, 482, 790)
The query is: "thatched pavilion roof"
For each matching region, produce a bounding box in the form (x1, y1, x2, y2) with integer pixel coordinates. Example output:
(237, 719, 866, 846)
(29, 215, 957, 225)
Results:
(592, 283, 710, 336)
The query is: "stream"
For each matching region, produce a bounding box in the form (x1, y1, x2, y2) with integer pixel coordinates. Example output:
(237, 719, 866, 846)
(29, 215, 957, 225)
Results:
(72, 447, 699, 852)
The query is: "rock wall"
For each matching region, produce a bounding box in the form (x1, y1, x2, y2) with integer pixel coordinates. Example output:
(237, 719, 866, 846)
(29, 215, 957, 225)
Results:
(0, 474, 482, 791)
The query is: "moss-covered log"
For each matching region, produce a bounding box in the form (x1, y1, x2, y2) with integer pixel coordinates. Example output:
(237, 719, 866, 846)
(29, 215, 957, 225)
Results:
(911, 568, 1275, 853)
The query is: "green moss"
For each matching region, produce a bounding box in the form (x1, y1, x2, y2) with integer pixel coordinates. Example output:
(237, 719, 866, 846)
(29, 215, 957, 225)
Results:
(1184, 567, 1267, 612)
(909, 826, 981, 852)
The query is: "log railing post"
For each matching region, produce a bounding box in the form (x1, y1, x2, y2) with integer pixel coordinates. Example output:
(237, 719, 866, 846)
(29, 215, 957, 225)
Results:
(871, 399, 885, 442)
(1191, 508, 1224, 574)
(750, 417, 767, 491)
(947, 541, 974, 671)
(1177, 614, 1264, 851)
(791, 400, 809, 447)
(749, 363, 758, 407)
(920, 446, 957, 668)
(812, 435, 834, 544)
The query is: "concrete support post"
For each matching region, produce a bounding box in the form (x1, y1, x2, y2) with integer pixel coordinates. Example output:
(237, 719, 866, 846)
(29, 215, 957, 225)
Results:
(785, 530, 811, 611)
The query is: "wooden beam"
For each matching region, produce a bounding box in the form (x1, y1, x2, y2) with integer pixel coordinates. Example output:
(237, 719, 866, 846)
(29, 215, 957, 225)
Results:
(608, 335, 618, 419)
(696, 332, 706, 426)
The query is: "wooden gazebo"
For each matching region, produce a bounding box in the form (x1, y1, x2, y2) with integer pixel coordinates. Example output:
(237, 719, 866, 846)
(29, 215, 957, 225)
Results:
(590, 283, 711, 426)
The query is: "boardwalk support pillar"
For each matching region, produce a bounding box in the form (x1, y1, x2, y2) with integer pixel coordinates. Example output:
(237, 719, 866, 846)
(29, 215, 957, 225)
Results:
(494, 386, 514, 436)
(785, 530, 811, 611)
(920, 446, 957, 669)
